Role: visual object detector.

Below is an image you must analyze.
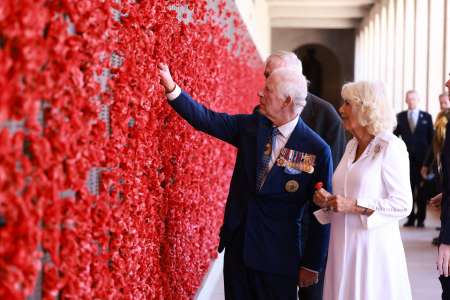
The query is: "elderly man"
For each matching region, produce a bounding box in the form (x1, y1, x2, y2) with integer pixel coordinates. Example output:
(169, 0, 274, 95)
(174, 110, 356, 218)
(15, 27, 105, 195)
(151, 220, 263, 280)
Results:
(158, 63, 332, 299)
(263, 51, 345, 169)
(262, 51, 345, 300)
(394, 90, 434, 227)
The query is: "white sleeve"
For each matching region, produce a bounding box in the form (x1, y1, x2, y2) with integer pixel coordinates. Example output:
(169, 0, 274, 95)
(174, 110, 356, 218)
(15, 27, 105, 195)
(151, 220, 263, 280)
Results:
(166, 84, 181, 101)
(359, 138, 413, 229)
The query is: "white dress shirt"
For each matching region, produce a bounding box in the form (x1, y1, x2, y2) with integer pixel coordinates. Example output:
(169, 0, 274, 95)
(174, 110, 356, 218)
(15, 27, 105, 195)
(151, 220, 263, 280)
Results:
(268, 115, 299, 171)
(407, 108, 419, 132)
(166, 84, 182, 100)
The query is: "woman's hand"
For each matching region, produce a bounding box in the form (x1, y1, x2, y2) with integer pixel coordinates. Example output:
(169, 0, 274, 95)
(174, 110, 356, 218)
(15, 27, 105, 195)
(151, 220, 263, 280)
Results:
(313, 188, 332, 208)
(429, 193, 443, 208)
(327, 195, 357, 213)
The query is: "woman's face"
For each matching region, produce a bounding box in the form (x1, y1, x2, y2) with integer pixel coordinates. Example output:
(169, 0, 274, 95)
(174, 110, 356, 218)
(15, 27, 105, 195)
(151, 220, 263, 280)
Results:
(339, 99, 362, 133)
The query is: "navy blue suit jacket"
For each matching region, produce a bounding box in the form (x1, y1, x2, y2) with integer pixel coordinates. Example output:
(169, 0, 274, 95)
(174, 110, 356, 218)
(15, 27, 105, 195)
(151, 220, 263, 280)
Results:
(394, 110, 433, 165)
(440, 121, 450, 244)
(169, 91, 332, 276)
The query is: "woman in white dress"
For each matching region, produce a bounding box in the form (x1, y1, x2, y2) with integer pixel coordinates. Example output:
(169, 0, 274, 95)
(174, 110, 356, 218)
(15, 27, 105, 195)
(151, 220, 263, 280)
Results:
(313, 81, 413, 300)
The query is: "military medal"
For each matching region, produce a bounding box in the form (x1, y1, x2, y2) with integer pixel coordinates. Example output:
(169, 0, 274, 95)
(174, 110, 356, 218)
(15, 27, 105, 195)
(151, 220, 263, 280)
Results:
(264, 143, 272, 156)
(277, 148, 316, 174)
(285, 180, 299, 192)
(277, 157, 287, 167)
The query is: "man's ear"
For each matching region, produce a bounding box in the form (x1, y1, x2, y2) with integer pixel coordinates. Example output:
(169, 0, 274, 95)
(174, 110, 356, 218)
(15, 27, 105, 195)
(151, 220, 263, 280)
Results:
(283, 95, 293, 107)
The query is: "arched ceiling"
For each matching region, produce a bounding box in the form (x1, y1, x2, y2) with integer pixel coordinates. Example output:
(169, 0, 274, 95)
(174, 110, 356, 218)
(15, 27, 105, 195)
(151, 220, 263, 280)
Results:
(267, 0, 377, 29)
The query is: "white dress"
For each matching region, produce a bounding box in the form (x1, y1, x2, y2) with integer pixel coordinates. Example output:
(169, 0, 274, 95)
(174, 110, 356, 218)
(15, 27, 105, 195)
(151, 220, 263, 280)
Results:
(322, 131, 413, 300)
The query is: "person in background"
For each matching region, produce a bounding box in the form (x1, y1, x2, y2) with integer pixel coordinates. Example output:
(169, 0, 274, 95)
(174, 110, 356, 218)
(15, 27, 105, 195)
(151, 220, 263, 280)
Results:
(420, 93, 450, 235)
(314, 81, 413, 300)
(158, 63, 333, 300)
(432, 77, 450, 300)
(394, 90, 433, 227)
(422, 93, 450, 180)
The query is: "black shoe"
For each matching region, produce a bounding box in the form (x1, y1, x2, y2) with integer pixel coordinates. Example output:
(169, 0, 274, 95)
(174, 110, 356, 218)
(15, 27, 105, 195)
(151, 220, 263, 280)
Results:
(417, 222, 425, 228)
(403, 220, 415, 227)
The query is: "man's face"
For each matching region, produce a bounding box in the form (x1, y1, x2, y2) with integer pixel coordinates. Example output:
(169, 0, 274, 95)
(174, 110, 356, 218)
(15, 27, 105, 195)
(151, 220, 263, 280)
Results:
(406, 92, 419, 110)
(264, 57, 285, 79)
(258, 75, 286, 120)
(440, 95, 450, 111)
(446, 74, 450, 91)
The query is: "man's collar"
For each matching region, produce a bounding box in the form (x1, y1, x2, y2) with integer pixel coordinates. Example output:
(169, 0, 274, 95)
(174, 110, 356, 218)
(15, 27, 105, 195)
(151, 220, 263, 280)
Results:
(276, 114, 299, 138)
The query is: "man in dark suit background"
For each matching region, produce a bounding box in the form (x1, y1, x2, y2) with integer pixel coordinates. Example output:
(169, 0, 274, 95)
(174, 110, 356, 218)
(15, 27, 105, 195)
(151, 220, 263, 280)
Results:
(262, 51, 346, 300)
(158, 63, 333, 300)
(394, 90, 434, 227)
(436, 77, 450, 299)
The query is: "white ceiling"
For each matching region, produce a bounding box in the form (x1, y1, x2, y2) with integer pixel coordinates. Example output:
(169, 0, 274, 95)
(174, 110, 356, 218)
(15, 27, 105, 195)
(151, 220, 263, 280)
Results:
(267, 0, 378, 29)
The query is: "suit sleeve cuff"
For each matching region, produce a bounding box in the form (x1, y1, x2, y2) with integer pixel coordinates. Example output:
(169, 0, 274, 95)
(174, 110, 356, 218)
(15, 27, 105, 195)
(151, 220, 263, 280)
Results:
(166, 84, 181, 101)
(300, 267, 319, 274)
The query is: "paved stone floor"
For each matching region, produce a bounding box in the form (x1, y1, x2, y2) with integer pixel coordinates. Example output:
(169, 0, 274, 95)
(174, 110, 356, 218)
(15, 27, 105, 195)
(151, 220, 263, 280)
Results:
(205, 208, 443, 300)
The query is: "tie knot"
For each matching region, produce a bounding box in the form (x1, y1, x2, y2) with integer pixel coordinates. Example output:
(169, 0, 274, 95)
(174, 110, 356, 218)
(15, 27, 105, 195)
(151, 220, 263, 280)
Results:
(272, 127, 280, 137)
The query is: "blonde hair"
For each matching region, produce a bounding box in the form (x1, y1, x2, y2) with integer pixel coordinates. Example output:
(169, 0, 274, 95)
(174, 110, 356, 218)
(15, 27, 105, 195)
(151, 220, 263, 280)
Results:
(433, 111, 449, 155)
(341, 81, 396, 135)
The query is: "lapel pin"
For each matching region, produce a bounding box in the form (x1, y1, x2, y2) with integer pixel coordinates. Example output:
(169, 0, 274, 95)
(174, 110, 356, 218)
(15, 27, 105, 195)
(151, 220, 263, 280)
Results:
(285, 180, 299, 193)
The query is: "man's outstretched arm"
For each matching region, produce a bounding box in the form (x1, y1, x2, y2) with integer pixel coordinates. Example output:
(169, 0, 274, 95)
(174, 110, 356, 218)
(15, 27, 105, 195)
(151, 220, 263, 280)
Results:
(158, 63, 242, 146)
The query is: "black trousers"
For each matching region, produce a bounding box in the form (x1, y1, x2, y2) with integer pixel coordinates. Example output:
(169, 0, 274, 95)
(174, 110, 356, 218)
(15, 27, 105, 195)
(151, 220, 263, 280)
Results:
(223, 224, 298, 300)
(298, 204, 325, 300)
(440, 275, 450, 300)
(407, 161, 425, 224)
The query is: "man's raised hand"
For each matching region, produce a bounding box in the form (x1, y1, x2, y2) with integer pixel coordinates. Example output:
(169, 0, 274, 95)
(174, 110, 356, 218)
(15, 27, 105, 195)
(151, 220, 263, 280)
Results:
(158, 63, 176, 93)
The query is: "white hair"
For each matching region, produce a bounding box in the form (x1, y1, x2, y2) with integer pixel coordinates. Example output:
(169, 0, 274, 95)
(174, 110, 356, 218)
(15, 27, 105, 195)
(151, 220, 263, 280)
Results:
(341, 81, 396, 135)
(267, 50, 303, 75)
(269, 67, 308, 113)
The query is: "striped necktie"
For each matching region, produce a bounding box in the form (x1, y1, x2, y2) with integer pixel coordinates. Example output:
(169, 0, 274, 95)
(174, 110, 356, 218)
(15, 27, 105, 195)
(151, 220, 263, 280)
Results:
(256, 127, 280, 190)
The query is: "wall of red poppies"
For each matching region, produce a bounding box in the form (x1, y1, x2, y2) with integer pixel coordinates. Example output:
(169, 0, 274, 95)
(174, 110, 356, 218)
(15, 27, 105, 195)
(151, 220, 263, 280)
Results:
(0, 1, 263, 299)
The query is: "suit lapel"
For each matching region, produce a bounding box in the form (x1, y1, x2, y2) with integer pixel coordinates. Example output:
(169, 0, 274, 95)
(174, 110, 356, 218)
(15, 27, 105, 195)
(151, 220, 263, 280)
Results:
(284, 118, 306, 150)
(416, 111, 423, 131)
(411, 111, 423, 135)
(402, 112, 413, 136)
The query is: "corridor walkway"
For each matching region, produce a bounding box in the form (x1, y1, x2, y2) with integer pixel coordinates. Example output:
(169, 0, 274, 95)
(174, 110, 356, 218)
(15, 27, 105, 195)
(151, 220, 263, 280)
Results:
(403, 208, 441, 299)
(200, 208, 443, 299)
